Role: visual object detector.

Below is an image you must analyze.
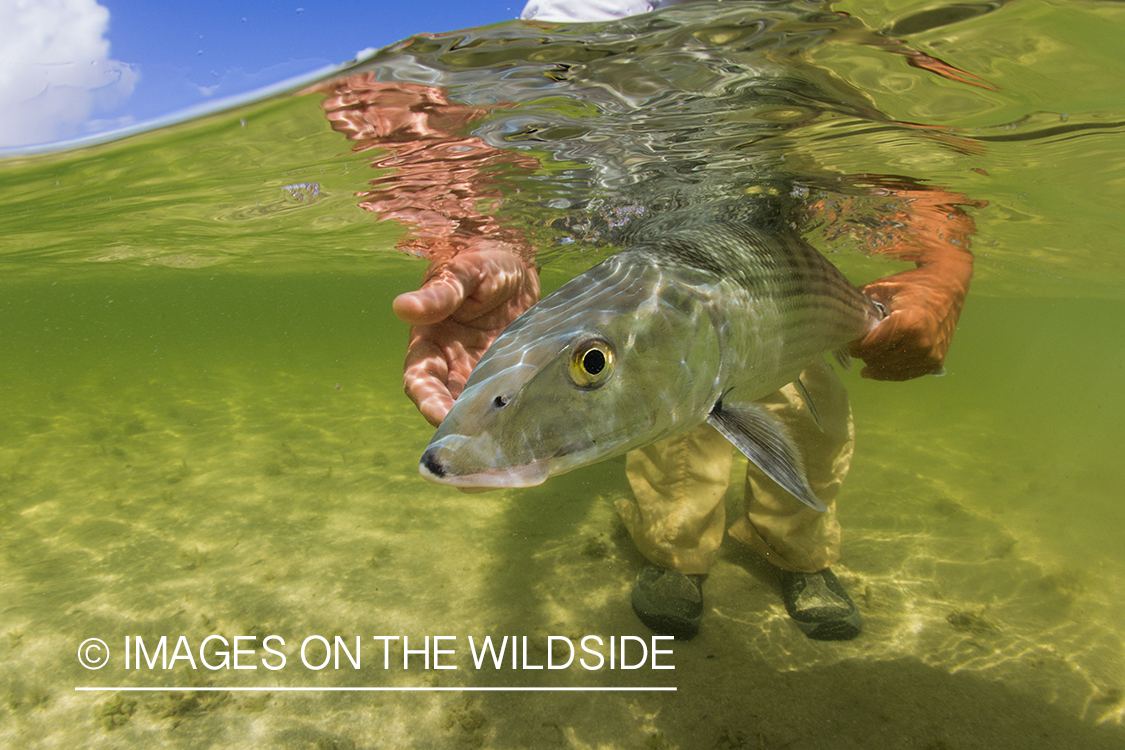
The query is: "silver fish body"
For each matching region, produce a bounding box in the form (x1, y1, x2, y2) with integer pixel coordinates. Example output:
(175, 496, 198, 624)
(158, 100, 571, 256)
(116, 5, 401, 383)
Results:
(419, 204, 883, 509)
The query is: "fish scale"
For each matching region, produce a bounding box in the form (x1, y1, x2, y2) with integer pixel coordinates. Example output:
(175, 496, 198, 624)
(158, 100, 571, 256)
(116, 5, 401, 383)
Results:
(639, 219, 879, 395)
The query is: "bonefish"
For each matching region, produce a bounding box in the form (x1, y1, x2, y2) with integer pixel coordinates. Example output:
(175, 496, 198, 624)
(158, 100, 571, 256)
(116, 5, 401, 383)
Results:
(417, 199, 884, 510)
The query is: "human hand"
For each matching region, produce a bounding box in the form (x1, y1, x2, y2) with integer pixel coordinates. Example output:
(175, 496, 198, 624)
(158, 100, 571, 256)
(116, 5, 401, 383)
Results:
(849, 255, 973, 381)
(393, 243, 540, 426)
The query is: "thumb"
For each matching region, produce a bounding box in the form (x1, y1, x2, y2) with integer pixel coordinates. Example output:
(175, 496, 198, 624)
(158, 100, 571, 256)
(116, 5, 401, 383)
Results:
(393, 271, 473, 325)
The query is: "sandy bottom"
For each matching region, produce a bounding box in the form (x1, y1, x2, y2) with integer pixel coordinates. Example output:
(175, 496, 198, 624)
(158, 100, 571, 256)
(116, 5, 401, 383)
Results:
(1, 335, 1123, 750)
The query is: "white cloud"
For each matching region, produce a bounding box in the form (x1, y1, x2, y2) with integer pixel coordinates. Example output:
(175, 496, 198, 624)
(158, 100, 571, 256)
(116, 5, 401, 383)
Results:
(0, 0, 138, 148)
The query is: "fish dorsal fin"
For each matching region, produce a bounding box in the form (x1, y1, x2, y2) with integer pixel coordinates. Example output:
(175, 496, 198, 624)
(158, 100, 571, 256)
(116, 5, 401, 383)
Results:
(794, 377, 823, 432)
(706, 399, 827, 512)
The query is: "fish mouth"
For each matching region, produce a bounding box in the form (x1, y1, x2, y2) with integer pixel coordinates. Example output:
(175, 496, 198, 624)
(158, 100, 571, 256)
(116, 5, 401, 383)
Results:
(418, 443, 552, 488)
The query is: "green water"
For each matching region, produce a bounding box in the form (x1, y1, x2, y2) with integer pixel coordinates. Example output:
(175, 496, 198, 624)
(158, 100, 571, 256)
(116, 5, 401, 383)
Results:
(3, 1, 1125, 748)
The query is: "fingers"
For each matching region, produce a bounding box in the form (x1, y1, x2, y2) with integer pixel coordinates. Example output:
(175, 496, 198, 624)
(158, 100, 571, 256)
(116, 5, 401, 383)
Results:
(860, 352, 941, 381)
(851, 308, 943, 381)
(394, 249, 538, 328)
(396, 247, 539, 427)
(403, 340, 455, 427)
(393, 271, 470, 326)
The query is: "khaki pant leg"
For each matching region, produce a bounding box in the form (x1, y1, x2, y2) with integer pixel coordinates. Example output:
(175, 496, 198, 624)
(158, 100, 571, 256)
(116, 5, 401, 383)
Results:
(619, 424, 733, 575)
(728, 359, 854, 573)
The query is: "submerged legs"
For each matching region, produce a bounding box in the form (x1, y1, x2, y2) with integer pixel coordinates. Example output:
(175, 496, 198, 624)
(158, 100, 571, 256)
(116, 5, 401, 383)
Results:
(619, 359, 860, 639)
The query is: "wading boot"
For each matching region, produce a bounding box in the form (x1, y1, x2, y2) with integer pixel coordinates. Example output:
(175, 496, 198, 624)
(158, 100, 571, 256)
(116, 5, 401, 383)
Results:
(631, 562, 706, 640)
(778, 567, 862, 641)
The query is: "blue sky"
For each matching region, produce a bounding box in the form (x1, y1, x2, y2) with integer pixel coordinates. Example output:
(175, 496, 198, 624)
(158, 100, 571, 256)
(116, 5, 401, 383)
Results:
(0, 0, 522, 150)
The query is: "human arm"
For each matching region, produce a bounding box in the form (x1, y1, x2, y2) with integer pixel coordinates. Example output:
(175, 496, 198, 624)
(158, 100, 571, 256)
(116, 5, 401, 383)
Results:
(316, 75, 542, 423)
(815, 182, 982, 381)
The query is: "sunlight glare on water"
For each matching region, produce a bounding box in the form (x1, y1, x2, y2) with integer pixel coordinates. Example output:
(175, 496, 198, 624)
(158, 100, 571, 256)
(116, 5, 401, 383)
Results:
(1, 1, 1124, 748)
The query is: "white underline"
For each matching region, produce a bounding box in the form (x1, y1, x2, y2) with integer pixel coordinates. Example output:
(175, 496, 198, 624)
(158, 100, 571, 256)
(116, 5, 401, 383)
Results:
(75, 686, 675, 692)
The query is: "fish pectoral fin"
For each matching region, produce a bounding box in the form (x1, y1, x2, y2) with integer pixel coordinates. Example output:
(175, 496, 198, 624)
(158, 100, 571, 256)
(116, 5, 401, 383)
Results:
(794, 377, 823, 432)
(706, 400, 827, 512)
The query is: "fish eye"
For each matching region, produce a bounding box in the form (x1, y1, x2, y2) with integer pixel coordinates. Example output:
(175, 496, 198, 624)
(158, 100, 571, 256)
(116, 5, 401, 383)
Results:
(568, 337, 615, 389)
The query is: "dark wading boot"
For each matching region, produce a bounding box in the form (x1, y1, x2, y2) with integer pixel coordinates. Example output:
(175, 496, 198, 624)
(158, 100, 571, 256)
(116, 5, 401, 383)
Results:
(631, 562, 706, 640)
(778, 567, 862, 641)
